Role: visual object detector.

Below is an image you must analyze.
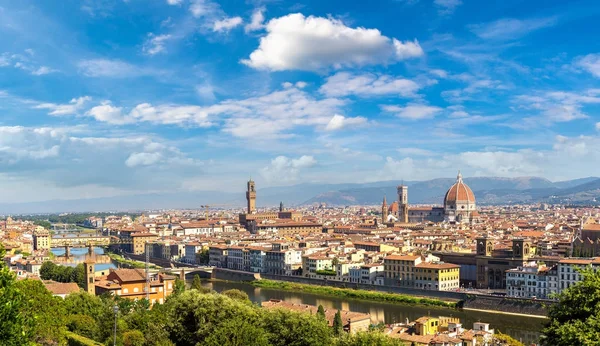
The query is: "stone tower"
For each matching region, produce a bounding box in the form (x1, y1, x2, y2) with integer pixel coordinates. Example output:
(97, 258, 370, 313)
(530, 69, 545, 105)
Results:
(84, 259, 95, 295)
(397, 185, 408, 223)
(381, 196, 388, 223)
(279, 201, 284, 212)
(246, 179, 257, 214)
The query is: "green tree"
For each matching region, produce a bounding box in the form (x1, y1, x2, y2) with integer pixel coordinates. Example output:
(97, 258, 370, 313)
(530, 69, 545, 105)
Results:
(191, 274, 203, 290)
(123, 330, 146, 346)
(196, 248, 210, 264)
(222, 289, 250, 302)
(173, 277, 186, 295)
(333, 310, 343, 336)
(203, 317, 270, 346)
(317, 304, 326, 320)
(15, 279, 68, 345)
(0, 244, 33, 345)
(164, 290, 265, 346)
(262, 308, 333, 346)
(492, 333, 524, 346)
(542, 268, 600, 345)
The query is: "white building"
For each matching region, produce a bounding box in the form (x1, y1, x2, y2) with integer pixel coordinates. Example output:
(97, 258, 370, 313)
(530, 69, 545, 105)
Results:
(506, 262, 552, 299)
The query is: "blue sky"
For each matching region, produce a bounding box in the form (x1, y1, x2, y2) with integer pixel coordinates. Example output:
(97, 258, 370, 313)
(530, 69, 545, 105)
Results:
(1, 0, 600, 203)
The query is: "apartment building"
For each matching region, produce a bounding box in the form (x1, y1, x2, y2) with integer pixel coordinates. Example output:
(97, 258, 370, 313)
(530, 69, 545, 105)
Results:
(414, 262, 460, 291)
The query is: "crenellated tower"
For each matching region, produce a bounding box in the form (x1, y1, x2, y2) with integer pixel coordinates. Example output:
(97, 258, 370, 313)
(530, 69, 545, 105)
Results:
(246, 179, 257, 214)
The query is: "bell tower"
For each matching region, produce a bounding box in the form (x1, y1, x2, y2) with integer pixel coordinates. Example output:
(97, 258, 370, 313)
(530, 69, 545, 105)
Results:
(476, 237, 494, 257)
(246, 179, 257, 214)
(381, 196, 388, 223)
(84, 259, 95, 295)
(397, 185, 408, 223)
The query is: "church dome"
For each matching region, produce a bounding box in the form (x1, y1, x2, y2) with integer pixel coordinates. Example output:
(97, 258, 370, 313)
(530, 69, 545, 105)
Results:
(444, 172, 475, 205)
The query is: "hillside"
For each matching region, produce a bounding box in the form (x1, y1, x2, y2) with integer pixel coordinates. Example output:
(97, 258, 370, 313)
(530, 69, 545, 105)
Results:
(302, 177, 600, 206)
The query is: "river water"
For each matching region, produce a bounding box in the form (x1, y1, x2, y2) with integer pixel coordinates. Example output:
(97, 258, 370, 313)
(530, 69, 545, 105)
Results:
(50, 247, 116, 271)
(200, 280, 544, 345)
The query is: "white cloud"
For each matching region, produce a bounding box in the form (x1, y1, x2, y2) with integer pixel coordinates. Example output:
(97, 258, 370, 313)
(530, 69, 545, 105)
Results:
(129, 103, 213, 127)
(320, 72, 421, 98)
(382, 104, 442, 120)
(166, 0, 183, 4)
(261, 155, 317, 183)
(596, 122, 600, 131)
(142, 33, 173, 55)
(241, 13, 423, 71)
(78, 59, 144, 77)
(469, 17, 557, 40)
(30, 66, 57, 75)
(393, 39, 424, 59)
(125, 152, 163, 167)
(514, 90, 600, 124)
(245, 7, 265, 33)
(189, 0, 219, 18)
(34, 96, 92, 116)
(85, 101, 131, 125)
(213, 16, 243, 32)
(196, 84, 217, 102)
(574, 54, 600, 78)
(325, 114, 367, 131)
(434, 0, 462, 15)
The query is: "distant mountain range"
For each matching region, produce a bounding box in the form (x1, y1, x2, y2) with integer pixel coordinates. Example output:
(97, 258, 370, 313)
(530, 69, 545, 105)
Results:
(1, 176, 599, 214)
(302, 177, 600, 206)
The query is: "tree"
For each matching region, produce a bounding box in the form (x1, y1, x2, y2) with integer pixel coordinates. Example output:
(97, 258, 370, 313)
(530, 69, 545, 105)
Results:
(0, 245, 32, 345)
(173, 277, 186, 295)
(123, 330, 146, 346)
(34, 220, 52, 229)
(222, 289, 250, 302)
(333, 310, 343, 336)
(542, 268, 600, 345)
(262, 308, 333, 346)
(196, 248, 210, 264)
(15, 279, 68, 345)
(203, 317, 270, 346)
(191, 274, 203, 290)
(317, 304, 326, 320)
(492, 333, 524, 346)
(164, 290, 266, 346)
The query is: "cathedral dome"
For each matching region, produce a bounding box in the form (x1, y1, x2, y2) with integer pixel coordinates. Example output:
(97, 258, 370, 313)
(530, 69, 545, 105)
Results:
(444, 172, 475, 205)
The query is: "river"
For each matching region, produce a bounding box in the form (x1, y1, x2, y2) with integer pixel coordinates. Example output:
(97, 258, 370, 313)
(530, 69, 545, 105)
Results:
(199, 280, 544, 344)
(50, 247, 116, 271)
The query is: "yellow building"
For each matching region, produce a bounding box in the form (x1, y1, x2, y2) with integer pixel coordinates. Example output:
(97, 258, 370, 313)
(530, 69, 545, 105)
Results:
(415, 316, 440, 335)
(131, 233, 158, 255)
(33, 230, 51, 251)
(384, 254, 422, 286)
(94, 268, 175, 305)
(414, 262, 460, 291)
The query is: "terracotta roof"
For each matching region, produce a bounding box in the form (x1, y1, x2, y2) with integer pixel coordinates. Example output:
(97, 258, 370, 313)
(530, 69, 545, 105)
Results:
(110, 268, 146, 282)
(44, 282, 80, 295)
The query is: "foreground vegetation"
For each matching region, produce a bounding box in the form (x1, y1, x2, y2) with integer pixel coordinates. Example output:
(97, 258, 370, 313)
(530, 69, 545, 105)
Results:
(252, 279, 457, 308)
(542, 268, 600, 345)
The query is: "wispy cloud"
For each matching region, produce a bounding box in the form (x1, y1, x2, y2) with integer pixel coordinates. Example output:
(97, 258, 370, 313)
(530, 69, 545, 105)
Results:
(434, 0, 462, 15)
(469, 16, 558, 40)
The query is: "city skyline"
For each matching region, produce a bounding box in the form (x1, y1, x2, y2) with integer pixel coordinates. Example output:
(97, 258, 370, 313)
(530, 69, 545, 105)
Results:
(1, 0, 600, 204)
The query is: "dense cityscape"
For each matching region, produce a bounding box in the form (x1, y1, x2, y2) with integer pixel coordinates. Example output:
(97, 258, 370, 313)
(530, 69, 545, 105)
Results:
(2, 174, 600, 345)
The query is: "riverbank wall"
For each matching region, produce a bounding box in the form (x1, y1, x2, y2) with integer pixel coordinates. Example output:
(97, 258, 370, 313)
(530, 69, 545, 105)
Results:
(212, 269, 551, 317)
